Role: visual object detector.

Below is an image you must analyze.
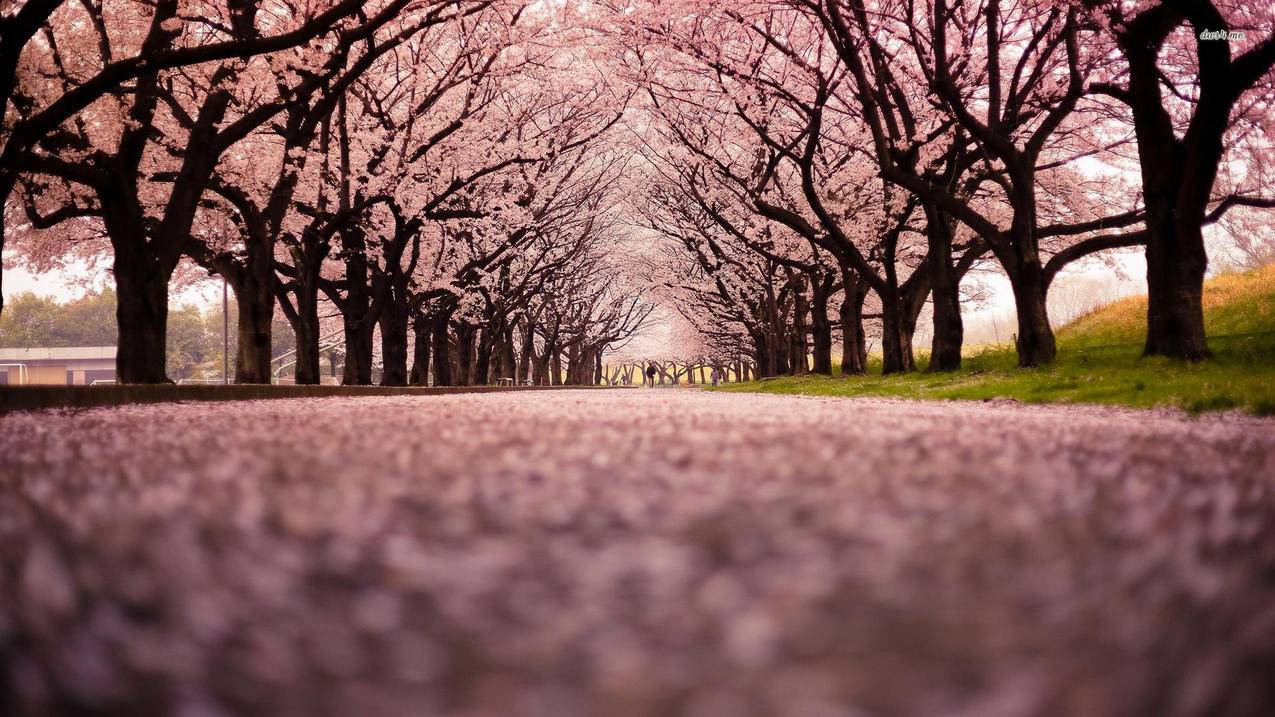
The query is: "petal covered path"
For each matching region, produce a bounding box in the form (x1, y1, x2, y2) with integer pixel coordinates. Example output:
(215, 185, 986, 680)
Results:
(2, 391, 1275, 716)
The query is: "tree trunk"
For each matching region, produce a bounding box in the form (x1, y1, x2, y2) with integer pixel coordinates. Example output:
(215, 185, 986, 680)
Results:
(1118, 27, 1225, 361)
(409, 319, 431, 386)
(230, 279, 273, 385)
(791, 286, 810, 375)
(498, 325, 517, 382)
(565, 345, 579, 385)
(455, 322, 476, 386)
(341, 318, 375, 385)
(1143, 207, 1210, 360)
(291, 283, 322, 385)
(1007, 259, 1056, 367)
(0, 176, 11, 316)
(230, 234, 276, 384)
(899, 312, 918, 373)
(533, 354, 550, 386)
(431, 314, 454, 387)
(878, 291, 912, 375)
(926, 206, 964, 372)
(769, 328, 790, 376)
(338, 224, 375, 385)
(1002, 187, 1056, 367)
(751, 331, 771, 378)
(379, 289, 409, 386)
(840, 273, 869, 376)
(113, 253, 171, 384)
(517, 320, 535, 384)
(475, 326, 494, 385)
(810, 278, 833, 375)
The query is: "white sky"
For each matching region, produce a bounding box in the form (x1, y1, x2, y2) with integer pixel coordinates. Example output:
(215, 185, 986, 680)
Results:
(2, 256, 225, 308)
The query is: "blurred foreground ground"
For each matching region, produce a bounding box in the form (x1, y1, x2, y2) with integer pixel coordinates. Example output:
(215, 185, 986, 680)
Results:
(2, 390, 1274, 716)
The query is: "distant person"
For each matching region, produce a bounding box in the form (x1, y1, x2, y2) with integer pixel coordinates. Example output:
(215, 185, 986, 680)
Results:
(711, 366, 722, 386)
(646, 364, 657, 387)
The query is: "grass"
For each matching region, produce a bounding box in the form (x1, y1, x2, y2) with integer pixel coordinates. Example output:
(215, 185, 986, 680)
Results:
(712, 264, 1275, 416)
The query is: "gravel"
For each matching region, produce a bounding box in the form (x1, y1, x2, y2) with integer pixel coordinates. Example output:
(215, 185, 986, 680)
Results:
(2, 390, 1275, 717)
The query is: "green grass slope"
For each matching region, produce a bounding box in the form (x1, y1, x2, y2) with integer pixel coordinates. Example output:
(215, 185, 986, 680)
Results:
(713, 264, 1275, 415)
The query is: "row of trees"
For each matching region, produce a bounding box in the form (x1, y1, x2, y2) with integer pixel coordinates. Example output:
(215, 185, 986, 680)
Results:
(611, 0, 1273, 375)
(4, 0, 652, 385)
(5, 0, 1270, 383)
(604, 361, 754, 385)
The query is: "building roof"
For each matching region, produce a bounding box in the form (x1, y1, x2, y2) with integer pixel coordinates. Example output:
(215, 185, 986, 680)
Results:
(0, 346, 117, 361)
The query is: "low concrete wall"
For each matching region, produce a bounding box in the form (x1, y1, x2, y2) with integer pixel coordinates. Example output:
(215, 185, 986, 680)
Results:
(0, 384, 624, 414)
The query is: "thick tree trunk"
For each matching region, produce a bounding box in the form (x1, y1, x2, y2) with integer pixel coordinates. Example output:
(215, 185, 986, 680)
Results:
(431, 315, 454, 387)
(475, 326, 494, 385)
(899, 311, 918, 372)
(113, 253, 171, 384)
(1007, 259, 1056, 367)
(878, 292, 913, 375)
(409, 319, 431, 386)
(230, 279, 273, 385)
(926, 206, 964, 372)
(337, 223, 376, 385)
(455, 322, 476, 386)
(342, 318, 375, 385)
(379, 290, 409, 386)
(772, 330, 790, 376)
(791, 287, 809, 375)
(840, 274, 869, 376)
(517, 320, 535, 385)
(230, 236, 276, 384)
(1003, 186, 1056, 367)
(810, 282, 833, 376)
(564, 344, 579, 385)
(1118, 27, 1226, 360)
(751, 332, 771, 379)
(291, 283, 323, 385)
(1143, 207, 1210, 360)
(280, 236, 328, 386)
(533, 354, 550, 386)
(0, 176, 11, 316)
(499, 326, 517, 382)
(550, 348, 563, 386)
(567, 346, 583, 385)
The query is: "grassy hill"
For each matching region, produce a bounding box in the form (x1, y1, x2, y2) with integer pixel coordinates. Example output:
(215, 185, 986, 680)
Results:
(714, 264, 1275, 415)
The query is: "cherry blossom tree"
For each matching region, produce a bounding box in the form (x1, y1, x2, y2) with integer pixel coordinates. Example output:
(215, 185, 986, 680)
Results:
(611, 0, 986, 373)
(814, 0, 1156, 367)
(1080, 0, 1275, 359)
(183, 3, 476, 383)
(9, 0, 1270, 387)
(0, 0, 384, 318)
(10, 0, 429, 382)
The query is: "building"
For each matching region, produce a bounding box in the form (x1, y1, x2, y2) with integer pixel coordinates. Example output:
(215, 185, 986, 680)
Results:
(0, 347, 116, 385)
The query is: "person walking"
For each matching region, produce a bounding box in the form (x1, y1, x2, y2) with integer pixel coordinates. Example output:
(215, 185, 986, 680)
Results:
(711, 366, 722, 387)
(645, 363, 658, 388)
